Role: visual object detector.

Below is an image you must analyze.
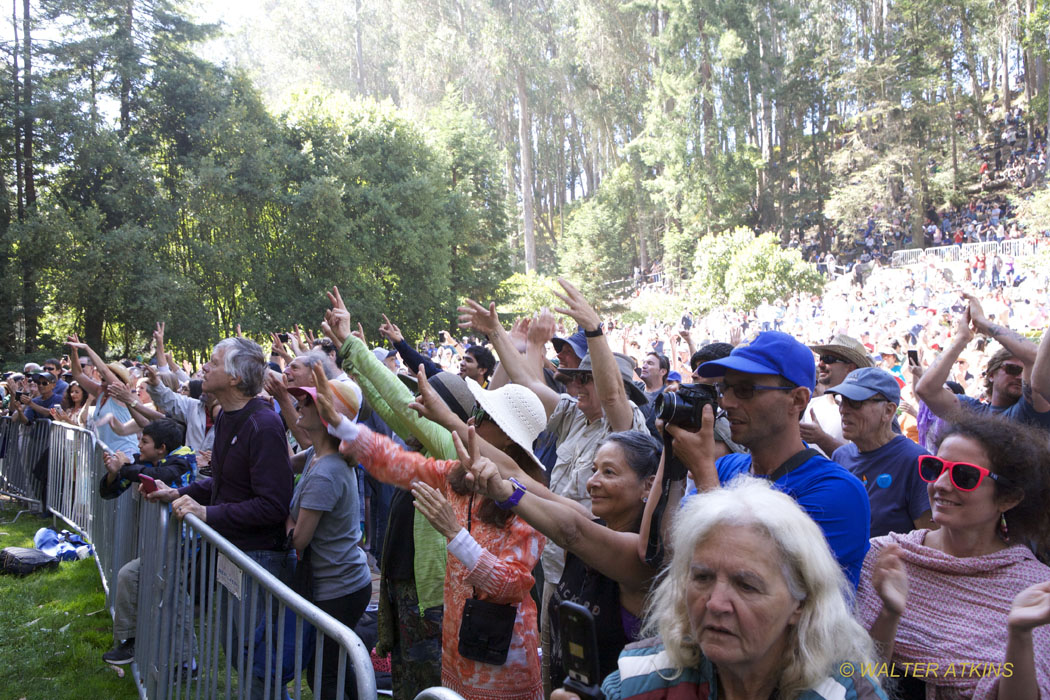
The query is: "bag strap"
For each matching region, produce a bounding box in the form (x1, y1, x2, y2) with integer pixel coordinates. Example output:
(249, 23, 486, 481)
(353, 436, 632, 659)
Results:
(759, 448, 821, 483)
(210, 399, 265, 502)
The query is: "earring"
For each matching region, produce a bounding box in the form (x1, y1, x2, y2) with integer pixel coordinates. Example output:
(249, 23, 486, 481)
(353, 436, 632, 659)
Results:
(642, 496, 648, 504)
(999, 512, 1010, 541)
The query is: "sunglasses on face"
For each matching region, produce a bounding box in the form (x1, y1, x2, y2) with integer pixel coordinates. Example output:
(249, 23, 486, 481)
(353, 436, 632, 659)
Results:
(471, 404, 488, 427)
(918, 455, 1002, 491)
(714, 382, 794, 400)
(568, 373, 594, 386)
(43, 366, 57, 372)
(833, 395, 888, 410)
(1000, 364, 1024, 377)
(819, 355, 848, 365)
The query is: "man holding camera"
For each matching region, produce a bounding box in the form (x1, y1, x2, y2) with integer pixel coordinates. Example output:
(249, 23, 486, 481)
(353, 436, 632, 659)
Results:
(682, 331, 871, 587)
(14, 373, 62, 425)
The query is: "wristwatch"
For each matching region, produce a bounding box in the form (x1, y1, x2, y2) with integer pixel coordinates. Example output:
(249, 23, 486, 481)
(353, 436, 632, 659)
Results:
(129, 399, 140, 409)
(494, 477, 527, 510)
(584, 324, 604, 338)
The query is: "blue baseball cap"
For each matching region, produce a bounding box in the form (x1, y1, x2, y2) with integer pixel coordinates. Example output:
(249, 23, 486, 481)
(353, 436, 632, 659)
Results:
(696, 331, 816, 392)
(826, 367, 901, 405)
(551, 330, 588, 362)
(668, 371, 682, 382)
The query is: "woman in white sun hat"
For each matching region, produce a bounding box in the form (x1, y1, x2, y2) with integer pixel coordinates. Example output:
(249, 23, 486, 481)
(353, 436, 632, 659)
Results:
(318, 364, 548, 700)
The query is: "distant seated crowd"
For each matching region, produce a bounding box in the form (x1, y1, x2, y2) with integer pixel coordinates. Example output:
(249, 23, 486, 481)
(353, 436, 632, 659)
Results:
(3, 265, 1050, 700)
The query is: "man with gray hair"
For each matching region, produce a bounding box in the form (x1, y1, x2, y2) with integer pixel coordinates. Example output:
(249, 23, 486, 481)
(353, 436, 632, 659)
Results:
(147, 337, 294, 684)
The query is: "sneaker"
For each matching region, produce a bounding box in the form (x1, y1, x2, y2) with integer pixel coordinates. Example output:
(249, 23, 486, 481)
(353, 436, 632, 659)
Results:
(103, 639, 135, 665)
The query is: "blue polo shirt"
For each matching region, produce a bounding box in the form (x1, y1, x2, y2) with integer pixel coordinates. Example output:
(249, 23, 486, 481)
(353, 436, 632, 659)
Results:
(713, 452, 871, 589)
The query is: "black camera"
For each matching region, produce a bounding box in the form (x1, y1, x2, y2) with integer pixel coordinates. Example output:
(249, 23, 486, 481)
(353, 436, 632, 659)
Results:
(652, 383, 719, 429)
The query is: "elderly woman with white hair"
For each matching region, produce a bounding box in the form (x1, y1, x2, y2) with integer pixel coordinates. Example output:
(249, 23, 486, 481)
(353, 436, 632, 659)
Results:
(555, 477, 888, 700)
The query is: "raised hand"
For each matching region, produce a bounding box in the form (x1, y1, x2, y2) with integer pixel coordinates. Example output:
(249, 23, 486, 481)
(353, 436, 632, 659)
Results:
(153, 321, 166, 347)
(378, 314, 404, 344)
(408, 365, 455, 425)
(270, 333, 292, 361)
(729, 326, 743, 346)
(962, 291, 989, 333)
(508, 317, 531, 353)
(322, 286, 352, 346)
(528, 308, 556, 347)
(66, 333, 88, 351)
(106, 382, 135, 404)
(872, 543, 909, 616)
(453, 428, 513, 501)
(457, 299, 502, 337)
(310, 363, 342, 427)
(263, 372, 290, 403)
(411, 482, 461, 539)
(235, 323, 244, 338)
(142, 364, 160, 386)
(551, 278, 601, 332)
(952, 307, 974, 344)
(1007, 580, 1050, 631)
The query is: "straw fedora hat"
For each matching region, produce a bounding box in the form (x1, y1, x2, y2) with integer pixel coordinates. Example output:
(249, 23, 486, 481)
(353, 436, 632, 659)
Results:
(808, 334, 873, 369)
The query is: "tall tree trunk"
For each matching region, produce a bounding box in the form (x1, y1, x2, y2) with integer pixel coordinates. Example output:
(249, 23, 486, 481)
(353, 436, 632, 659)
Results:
(12, 0, 22, 222)
(516, 67, 536, 272)
(354, 0, 365, 93)
(947, 58, 959, 190)
(1001, 21, 1011, 113)
(21, 0, 33, 208)
(119, 0, 133, 138)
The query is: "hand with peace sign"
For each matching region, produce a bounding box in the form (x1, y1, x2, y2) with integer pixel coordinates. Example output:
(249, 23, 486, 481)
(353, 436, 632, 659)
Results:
(452, 427, 515, 503)
(322, 286, 352, 346)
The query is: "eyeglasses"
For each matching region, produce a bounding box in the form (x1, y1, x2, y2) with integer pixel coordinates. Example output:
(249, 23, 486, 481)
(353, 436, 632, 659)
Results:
(918, 455, 1002, 491)
(819, 355, 848, 365)
(470, 404, 488, 427)
(833, 395, 888, 410)
(568, 373, 594, 386)
(43, 366, 57, 372)
(714, 382, 795, 400)
(1000, 364, 1024, 377)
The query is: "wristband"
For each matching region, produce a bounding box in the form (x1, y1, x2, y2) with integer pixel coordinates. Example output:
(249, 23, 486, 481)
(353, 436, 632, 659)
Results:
(494, 477, 527, 510)
(584, 324, 604, 338)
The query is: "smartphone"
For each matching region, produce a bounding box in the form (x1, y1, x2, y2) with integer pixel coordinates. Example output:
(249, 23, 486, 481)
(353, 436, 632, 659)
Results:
(138, 474, 159, 494)
(278, 333, 290, 342)
(907, 349, 920, 366)
(558, 601, 604, 700)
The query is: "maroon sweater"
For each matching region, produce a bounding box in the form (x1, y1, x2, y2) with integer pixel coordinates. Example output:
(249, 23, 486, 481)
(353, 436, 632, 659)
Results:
(179, 398, 292, 551)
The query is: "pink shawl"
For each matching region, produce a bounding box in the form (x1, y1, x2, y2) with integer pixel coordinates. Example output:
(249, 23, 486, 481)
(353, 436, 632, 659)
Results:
(855, 530, 1050, 700)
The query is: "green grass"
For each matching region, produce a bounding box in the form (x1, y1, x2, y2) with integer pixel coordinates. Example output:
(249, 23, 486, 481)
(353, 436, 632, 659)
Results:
(0, 497, 139, 700)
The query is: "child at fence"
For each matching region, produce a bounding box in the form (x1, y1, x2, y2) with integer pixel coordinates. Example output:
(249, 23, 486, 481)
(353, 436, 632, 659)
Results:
(100, 418, 197, 666)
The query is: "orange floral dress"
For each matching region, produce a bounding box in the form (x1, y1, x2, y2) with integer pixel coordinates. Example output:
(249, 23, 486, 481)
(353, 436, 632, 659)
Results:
(350, 426, 544, 700)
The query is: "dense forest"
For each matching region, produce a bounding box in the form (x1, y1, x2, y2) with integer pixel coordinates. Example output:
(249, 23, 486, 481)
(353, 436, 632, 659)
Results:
(2, 0, 1048, 361)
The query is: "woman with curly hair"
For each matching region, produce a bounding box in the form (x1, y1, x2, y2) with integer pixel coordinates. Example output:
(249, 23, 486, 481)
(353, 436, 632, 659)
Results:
(856, 411, 1050, 699)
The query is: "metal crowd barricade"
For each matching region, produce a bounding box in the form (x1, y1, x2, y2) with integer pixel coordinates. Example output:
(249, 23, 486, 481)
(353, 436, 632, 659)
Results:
(0, 416, 51, 515)
(1000, 237, 1040, 258)
(133, 499, 376, 700)
(891, 248, 924, 266)
(46, 421, 141, 596)
(923, 245, 961, 263)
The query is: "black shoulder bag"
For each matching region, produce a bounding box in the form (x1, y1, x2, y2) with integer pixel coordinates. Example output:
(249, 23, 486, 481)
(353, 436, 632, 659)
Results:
(457, 492, 519, 665)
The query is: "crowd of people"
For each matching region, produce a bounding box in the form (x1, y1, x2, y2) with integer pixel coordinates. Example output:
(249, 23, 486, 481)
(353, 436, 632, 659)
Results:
(3, 248, 1050, 700)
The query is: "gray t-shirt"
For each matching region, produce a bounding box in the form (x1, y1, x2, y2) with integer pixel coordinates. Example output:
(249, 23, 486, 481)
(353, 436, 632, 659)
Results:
(290, 449, 371, 601)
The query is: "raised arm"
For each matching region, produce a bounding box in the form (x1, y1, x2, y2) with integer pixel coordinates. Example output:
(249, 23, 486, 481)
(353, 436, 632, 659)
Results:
(458, 299, 561, 417)
(553, 278, 634, 431)
(968, 294, 1050, 413)
(999, 581, 1050, 700)
(458, 431, 653, 589)
(380, 314, 442, 379)
(1032, 323, 1050, 405)
(66, 335, 102, 397)
(322, 286, 456, 458)
(914, 309, 971, 418)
